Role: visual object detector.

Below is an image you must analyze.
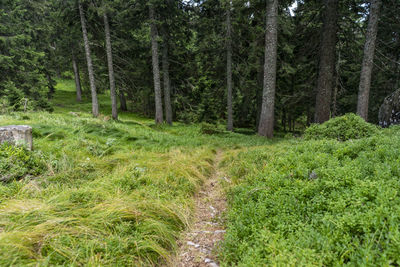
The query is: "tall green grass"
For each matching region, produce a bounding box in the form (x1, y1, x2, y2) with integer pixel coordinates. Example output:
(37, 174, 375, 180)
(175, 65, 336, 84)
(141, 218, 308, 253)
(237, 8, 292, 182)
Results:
(0, 80, 269, 266)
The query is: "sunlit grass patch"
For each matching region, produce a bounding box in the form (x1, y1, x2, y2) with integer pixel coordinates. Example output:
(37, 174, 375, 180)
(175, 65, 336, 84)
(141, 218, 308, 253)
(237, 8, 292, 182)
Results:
(0, 79, 271, 266)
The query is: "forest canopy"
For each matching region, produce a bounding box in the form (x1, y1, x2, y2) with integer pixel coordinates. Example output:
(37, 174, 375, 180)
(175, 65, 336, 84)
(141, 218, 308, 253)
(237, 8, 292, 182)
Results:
(1, 0, 399, 135)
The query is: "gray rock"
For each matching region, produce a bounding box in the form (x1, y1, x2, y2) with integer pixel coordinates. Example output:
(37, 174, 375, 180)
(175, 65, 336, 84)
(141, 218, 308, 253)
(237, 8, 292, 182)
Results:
(0, 125, 33, 150)
(379, 89, 400, 127)
(309, 170, 318, 180)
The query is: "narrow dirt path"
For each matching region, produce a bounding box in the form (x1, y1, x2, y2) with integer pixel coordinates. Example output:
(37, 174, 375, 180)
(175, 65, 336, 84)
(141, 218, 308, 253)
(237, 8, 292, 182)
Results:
(171, 150, 227, 267)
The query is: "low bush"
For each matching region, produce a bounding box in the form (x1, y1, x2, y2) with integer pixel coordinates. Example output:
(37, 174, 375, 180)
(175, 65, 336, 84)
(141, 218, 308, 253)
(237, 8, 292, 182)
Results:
(221, 129, 400, 266)
(0, 143, 45, 182)
(200, 122, 224, 135)
(304, 113, 379, 141)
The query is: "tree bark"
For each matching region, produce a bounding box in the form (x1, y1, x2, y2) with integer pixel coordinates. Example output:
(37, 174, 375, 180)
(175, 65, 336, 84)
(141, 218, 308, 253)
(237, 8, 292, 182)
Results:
(332, 49, 341, 117)
(149, 5, 163, 124)
(104, 12, 118, 120)
(356, 0, 381, 120)
(119, 91, 127, 111)
(72, 50, 82, 102)
(226, 0, 233, 131)
(314, 0, 338, 123)
(162, 33, 172, 125)
(258, 0, 278, 138)
(78, 0, 99, 117)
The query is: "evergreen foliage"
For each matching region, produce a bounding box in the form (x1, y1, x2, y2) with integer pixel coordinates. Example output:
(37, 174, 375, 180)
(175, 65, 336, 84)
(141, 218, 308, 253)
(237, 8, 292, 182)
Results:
(0, 0, 54, 112)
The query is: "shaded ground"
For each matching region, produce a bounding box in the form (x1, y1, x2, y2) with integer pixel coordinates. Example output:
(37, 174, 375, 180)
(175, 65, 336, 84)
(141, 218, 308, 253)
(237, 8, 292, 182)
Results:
(172, 150, 227, 267)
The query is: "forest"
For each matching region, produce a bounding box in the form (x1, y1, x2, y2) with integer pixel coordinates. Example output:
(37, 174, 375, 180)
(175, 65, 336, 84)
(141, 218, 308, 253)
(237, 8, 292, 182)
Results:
(1, 0, 400, 266)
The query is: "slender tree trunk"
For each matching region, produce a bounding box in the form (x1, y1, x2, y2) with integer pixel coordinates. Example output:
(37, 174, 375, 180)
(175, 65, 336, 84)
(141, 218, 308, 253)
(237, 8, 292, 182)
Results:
(226, 0, 233, 131)
(149, 5, 163, 124)
(394, 39, 400, 89)
(307, 106, 312, 126)
(356, 0, 381, 120)
(314, 0, 338, 123)
(104, 12, 118, 120)
(119, 91, 127, 111)
(258, 0, 278, 138)
(332, 49, 341, 117)
(72, 50, 82, 102)
(78, 0, 99, 117)
(395, 55, 400, 90)
(162, 33, 172, 125)
(282, 108, 286, 132)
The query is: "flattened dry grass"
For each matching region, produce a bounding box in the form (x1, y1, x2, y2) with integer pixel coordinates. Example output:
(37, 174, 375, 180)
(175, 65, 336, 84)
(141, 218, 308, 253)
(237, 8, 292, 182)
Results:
(0, 82, 217, 266)
(0, 80, 270, 266)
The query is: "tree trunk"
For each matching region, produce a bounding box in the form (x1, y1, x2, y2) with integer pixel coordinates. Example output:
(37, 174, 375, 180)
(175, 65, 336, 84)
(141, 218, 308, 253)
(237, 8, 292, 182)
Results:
(149, 5, 163, 124)
(162, 33, 173, 125)
(314, 0, 338, 123)
(226, 0, 233, 131)
(78, 0, 99, 117)
(332, 49, 341, 117)
(72, 50, 82, 102)
(119, 91, 127, 111)
(104, 12, 118, 120)
(257, 0, 278, 138)
(356, 0, 381, 120)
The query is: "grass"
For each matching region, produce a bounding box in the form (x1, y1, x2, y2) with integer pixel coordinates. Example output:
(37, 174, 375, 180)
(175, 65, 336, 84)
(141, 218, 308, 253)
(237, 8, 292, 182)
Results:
(0, 80, 270, 266)
(3, 80, 396, 266)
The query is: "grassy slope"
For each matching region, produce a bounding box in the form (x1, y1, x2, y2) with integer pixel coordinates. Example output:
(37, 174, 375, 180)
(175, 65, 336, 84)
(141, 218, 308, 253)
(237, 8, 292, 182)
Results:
(0, 80, 270, 266)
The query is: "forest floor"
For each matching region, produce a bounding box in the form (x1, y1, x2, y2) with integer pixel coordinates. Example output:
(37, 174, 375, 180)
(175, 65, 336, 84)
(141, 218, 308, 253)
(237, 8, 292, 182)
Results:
(2, 80, 400, 266)
(0, 80, 271, 266)
(172, 150, 226, 267)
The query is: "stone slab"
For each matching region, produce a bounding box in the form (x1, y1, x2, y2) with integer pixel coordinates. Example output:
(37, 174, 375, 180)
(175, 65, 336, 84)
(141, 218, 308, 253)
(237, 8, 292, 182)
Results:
(0, 125, 33, 150)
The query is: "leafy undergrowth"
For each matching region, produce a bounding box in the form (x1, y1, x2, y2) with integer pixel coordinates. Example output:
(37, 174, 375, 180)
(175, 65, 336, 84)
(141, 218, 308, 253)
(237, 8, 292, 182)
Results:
(0, 143, 45, 182)
(220, 126, 400, 266)
(304, 113, 379, 141)
(0, 80, 270, 266)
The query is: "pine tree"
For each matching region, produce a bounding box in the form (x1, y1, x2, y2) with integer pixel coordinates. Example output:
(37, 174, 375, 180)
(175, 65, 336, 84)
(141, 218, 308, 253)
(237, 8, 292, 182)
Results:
(162, 26, 172, 125)
(149, 3, 163, 124)
(314, 0, 338, 123)
(103, 10, 118, 120)
(71, 49, 82, 102)
(78, 0, 99, 117)
(357, 0, 381, 120)
(226, 0, 233, 131)
(258, 0, 278, 138)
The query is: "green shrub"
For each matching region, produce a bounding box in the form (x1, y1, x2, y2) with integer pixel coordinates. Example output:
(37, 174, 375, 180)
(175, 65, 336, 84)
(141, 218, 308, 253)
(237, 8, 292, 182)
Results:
(221, 133, 400, 266)
(304, 113, 379, 141)
(199, 122, 224, 135)
(0, 143, 46, 182)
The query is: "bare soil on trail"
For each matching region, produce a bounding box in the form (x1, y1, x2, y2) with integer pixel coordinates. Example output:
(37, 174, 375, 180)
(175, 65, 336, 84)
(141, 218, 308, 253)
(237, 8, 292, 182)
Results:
(171, 150, 227, 267)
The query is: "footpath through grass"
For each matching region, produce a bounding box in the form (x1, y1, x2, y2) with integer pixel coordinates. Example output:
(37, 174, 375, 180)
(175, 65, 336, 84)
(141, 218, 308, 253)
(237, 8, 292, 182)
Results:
(2, 81, 399, 266)
(0, 80, 270, 266)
